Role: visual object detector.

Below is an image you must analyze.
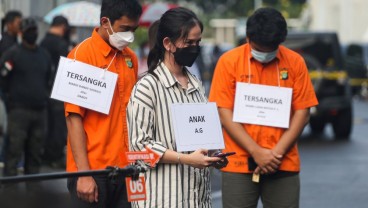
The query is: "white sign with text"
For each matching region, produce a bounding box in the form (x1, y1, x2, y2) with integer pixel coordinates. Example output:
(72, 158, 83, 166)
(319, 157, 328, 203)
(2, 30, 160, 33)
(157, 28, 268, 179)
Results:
(170, 102, 225, 152)
(233, 82, 293, 128)
(51, 56, 117, 114)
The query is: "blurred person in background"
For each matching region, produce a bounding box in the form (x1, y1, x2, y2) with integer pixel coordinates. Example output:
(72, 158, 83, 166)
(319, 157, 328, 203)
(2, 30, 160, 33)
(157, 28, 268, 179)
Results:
(64, 0, 142, 207)
(0, 18, 52, 184)
(0, 10, 22, 106)
(41, 15, 70, 73)
(0, 10, 22, 58)
(209, 8, 318, 208)
(147, 20, 159, 49)
(0, 10, 22, 167)
(137, 40, 149, 78)
(0, 95, 6, 159)
(64, 26, 78, 50)
(40, 15, 70, 168)
(137, 20, 160, 79)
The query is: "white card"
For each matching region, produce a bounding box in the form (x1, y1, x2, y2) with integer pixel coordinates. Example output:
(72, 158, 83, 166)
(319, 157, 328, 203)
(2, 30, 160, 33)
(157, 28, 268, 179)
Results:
(51, 56, 118, 115)
(233, 82, 293, 128)
(170, 102, 225, 152)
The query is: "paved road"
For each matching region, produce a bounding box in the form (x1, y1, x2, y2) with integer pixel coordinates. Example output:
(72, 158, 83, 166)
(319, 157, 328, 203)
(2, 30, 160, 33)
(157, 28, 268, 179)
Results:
(211, 99, 368, 208)
(1, 99, 367, 207)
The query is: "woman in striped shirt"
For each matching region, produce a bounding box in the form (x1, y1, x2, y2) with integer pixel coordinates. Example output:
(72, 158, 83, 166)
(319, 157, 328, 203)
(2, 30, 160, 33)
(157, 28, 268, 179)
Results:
(127, 7, 226, 208)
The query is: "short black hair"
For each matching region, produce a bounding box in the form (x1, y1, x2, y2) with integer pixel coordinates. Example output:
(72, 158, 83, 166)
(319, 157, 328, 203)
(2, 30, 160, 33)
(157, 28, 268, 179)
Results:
(3, 10, 22, 24)
(51, 15, 69, 27)
(246, 8, 287, 49)
(20, 17, 37, 32)
(100, 0, 142, 25)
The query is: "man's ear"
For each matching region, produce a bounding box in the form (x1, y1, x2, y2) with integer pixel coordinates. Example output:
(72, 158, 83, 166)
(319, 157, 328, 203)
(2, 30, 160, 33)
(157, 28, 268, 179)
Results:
(100, 17, 110, 30)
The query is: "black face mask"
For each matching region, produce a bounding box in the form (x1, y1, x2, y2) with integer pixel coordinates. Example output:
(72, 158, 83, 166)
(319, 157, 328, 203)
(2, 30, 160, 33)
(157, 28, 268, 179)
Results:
(173, 45, 201, 67)
(23, 31, 38, 45)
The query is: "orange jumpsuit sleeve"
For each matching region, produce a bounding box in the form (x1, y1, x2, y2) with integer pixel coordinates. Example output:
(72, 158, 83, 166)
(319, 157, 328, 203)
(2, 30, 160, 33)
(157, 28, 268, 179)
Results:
(209, 53, 237, 109)
(291, 56, 319, 110)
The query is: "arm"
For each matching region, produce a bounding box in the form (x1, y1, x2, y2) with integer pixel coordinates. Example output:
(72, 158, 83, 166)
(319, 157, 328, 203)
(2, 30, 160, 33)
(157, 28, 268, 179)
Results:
(0, 46, 16, 91)
(66, 113, 98, 203)
(273, 109, 310, 156)
(218, 108, 282, 174)
(274, 56, 317, 155)
(160, 149, 221, 169)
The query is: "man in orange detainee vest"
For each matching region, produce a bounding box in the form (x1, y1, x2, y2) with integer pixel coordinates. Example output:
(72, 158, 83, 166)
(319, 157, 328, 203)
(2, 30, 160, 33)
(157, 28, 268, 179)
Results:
(64, 0, 142, 207)
(209, 8, 318, 208)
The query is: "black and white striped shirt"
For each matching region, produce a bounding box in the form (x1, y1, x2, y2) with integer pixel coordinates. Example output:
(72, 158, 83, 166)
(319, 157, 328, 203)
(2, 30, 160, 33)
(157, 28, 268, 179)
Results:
(127, 62, 212, 208)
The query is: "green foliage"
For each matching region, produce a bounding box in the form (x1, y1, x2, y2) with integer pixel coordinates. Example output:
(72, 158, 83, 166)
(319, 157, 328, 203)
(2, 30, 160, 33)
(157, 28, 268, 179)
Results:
(133, 1, 306, 45)
(263, 0, 306, 18)
(131, 27, 149, 51)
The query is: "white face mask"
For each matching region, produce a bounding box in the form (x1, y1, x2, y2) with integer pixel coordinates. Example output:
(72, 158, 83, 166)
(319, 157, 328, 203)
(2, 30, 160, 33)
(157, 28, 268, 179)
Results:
(106, 19, 134, 50)
(251, 48, 278, 63)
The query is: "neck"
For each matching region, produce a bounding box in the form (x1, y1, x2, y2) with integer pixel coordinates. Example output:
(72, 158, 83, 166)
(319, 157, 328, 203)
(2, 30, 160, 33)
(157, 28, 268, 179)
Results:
(22, 41, 36, 49)
(97, 27, 110, 47)
(163, 51, 184, 77)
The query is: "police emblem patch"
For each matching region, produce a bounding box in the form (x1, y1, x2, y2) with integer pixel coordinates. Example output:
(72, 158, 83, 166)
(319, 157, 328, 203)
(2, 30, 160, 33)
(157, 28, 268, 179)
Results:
(125, 57, 133, 68)
(280, 69, 288, 80)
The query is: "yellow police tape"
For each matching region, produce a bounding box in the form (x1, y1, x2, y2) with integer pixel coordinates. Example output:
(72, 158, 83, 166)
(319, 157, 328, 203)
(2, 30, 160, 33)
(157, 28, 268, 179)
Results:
(350, 79, 368, 86)
(309, 70, 368, 86)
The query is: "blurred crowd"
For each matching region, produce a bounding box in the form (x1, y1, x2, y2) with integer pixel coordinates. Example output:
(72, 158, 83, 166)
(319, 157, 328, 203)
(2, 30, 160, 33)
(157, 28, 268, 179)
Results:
(0, 10, 75, 179)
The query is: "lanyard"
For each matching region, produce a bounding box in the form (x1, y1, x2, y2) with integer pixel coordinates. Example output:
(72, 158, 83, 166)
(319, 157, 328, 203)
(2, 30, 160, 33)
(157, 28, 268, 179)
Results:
(73, 37, 117, 79)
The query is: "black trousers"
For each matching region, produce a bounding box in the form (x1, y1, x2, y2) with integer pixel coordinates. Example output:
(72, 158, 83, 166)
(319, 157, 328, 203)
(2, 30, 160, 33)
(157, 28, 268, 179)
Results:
(67, 175, 131, 208)
(3, 107, 46, 176)
(43, 100, 67, 164)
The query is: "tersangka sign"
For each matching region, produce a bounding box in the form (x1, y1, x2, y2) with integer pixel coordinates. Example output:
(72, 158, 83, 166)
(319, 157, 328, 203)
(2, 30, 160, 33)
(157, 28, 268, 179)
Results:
(51, 56, 117, 114)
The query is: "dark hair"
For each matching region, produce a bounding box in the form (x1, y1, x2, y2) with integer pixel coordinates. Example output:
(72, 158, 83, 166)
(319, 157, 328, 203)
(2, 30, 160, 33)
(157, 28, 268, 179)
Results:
(3, 10, 22, 24)
(147, 7, 203, 76)
(100, 0, 142, 25)
(20, 17, 37, 32)
(51, 15, 69, 27)
(246, 7, 287, 49)
(148, 20, 160, 49)
(1, 10, 22, 32)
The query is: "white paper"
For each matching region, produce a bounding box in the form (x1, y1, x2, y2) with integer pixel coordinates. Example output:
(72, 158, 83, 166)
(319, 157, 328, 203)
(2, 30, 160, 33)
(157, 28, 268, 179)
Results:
(51, 56, 118, 114)
(170, 102, 225, 152)
(233, 83, 293, 128)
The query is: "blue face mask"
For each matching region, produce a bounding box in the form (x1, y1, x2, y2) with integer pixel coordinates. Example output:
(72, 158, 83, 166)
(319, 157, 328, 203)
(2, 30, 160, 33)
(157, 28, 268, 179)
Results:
(251, 48, 278, 63)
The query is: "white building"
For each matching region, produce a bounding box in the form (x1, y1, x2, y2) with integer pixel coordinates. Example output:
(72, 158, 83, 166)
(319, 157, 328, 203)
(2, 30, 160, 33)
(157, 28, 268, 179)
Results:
(307, 0, 368, 44)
